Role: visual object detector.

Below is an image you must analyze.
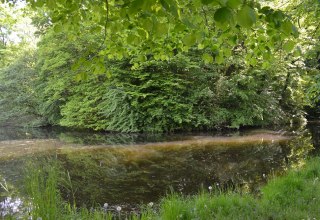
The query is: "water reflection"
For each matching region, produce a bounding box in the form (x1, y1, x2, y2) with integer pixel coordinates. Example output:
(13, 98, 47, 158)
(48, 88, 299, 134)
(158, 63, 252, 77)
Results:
(0, 126, 198, 145)
(0, 126, 317, 216)
(56, 134, 311, 210)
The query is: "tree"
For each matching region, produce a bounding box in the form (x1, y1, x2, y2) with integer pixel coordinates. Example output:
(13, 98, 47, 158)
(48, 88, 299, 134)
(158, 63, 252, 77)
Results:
(0, 0, 317, 131)
(7, 0, 299, 70)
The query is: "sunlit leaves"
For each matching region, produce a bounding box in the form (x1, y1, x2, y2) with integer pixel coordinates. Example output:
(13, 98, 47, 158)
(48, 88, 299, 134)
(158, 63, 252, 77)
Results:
(183, 33, 197, 47)
(283, 41, 295, 52)
(281, 21, 299, 37)
(202, 53, 213, 64)
(227, 0, 242, 9)
(153, 22, 169, 36)
(215, 52, 224, 64)
(20, 0, 303, 69)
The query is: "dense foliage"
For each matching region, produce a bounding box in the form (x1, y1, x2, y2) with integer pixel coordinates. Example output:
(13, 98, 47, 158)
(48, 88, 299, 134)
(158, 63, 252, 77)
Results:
(0, 0, 319, 131)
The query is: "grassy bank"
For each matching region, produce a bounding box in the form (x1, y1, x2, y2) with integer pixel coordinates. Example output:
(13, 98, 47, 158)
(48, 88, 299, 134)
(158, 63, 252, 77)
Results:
(7, 157, 320, 219)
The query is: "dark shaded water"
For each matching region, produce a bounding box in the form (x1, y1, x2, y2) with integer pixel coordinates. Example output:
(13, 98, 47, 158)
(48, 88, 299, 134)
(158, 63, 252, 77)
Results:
(0, 124, 319, 216)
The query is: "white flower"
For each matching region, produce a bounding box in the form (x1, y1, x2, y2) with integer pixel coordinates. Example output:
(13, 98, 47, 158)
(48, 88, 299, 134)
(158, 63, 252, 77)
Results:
(208, 186, 213, 191)
(148, 202, 154, 207)
(116, 206, 122, 212)
(103, 203, 108, 209)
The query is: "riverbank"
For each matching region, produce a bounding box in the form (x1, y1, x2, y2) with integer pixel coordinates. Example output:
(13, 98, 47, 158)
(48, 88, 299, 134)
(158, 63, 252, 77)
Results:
(4, 156, 319, 219)
(151, 157, 320, 219)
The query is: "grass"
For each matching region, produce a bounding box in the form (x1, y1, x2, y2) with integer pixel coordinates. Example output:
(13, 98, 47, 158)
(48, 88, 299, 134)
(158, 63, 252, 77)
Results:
(5, 157, 320, 219)
(156, 158, 320, 220)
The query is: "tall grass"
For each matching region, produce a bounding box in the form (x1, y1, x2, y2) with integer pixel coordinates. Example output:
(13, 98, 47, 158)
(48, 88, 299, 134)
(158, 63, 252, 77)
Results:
(21, 157, 320, 220)
(24, 158, 116, 220)
(24, 159, 61, 220)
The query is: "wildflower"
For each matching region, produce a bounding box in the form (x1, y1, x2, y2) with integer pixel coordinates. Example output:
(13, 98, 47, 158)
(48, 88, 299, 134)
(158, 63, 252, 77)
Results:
(148, 202, 154, 207)
(208, 186, 213, 191)
(103, 203, 108, 209)
(262, 173, 266, 178)
(116, 206, 121, 212)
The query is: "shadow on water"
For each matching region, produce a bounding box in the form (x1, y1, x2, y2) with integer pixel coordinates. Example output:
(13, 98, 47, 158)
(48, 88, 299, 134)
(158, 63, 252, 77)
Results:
(0, 124, 318, 215)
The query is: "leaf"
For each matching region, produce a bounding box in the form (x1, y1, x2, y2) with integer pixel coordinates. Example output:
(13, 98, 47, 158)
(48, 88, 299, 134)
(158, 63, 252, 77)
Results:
(137, 55, 147, 62)
(215, 53, 224, 64)
(293, 47, 302, 57)
(214, 7, 233, 24)
(183, 33, 197, 46)
(237, 5, 256, 28)
(126, 34, 138, 44)
(227, 0, 242, 9)
(154, 22, 169, 36)
(202, 53, 213, 64)
(129, 0, 144, 14)
(201, 0, 218, 5)
(263, 52, 271, 60)
(223, 48, 232, 57)
(53, 24, 63, 33)
(292, 25, 299, 38)
(47, 0, 56, 9)
(75, 72, 88, 81)
(160, 0, 170, 10)
(198, 43, 205, 49)
(106, 70, 112, 78)
(281, 21, 294, 36)
(93, 62, 105, 74)
(283, 41, 295, 52)
(262, 61, 271, 69)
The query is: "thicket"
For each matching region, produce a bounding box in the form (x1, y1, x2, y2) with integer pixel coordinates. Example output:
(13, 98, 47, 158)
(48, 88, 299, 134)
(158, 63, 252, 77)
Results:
(0, 30, 308, 132)
(0, 0, 319, 132)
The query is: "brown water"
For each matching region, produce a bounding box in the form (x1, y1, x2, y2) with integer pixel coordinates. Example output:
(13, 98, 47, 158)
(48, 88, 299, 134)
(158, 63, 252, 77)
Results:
(0, 125, 318, 216)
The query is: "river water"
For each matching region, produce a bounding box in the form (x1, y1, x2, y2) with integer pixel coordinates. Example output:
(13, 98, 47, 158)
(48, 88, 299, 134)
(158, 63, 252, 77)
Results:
(0, 124, 319, 216)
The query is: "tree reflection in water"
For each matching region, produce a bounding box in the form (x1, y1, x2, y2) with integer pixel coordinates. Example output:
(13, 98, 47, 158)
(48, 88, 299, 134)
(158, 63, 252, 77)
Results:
(0, 126, 317, 215)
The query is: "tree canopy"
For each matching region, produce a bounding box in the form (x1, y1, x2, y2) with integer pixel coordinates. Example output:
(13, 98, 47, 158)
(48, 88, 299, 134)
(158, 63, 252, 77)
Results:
(13, 0, 304, 69)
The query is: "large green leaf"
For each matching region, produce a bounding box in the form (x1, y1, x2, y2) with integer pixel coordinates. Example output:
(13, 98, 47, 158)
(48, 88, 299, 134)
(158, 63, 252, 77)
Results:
(236, 5, 256, 28)
(281, 21, 293, 35)
(201, 0, 219, 5)
(214, 7, 233, 24)
(283, 41, 295, 52)
(227, 0, 242, 9)
(183, 33, 197, 46)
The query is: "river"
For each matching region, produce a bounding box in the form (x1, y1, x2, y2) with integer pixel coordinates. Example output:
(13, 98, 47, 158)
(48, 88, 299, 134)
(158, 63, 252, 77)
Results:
(0, 123, 319, 216)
